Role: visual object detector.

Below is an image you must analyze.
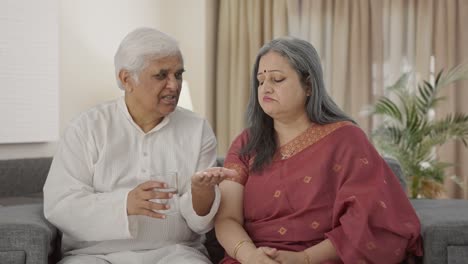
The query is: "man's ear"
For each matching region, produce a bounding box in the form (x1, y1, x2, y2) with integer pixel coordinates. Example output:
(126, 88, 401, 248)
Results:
(119, 69, 134, 93)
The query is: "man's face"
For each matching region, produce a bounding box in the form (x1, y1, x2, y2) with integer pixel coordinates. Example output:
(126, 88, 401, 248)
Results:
(126, 55, 185, 119)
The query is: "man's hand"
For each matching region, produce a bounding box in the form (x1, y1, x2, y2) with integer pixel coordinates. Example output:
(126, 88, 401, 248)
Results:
(191, 167, 237, 216)
(191, 167, 237, 189)
(127, 181, 175, 219)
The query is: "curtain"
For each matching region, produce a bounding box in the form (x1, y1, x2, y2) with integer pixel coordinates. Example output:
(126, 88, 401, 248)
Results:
(287, 0, 375, 133)
(215, 0, 288, 154)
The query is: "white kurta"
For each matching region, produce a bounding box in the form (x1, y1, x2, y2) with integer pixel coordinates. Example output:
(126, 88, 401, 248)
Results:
(43, 97, 220, 263)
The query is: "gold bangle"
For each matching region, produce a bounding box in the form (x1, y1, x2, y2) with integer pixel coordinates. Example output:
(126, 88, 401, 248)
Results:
(233, 240, 253, 260)
(303, 251, 311, 264)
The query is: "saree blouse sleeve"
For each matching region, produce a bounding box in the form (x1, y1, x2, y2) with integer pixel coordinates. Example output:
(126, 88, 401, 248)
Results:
(324, 125, 423, 263)
(223, 130, 251, 186)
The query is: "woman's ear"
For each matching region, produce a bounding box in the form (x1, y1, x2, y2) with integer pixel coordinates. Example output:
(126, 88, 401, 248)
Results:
(119, 69, 134, 93)
(306, 84, 312, 96)
(304, 75, 313, 96)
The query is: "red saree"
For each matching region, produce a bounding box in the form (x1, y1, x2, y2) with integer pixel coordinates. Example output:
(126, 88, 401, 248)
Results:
(220, 122, 422, 264)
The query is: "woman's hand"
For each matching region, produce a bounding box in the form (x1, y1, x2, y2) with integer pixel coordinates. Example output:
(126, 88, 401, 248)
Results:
(244, 247, 280, 264)
(191, 167, 237, 189)
(269, 250, 309, 264)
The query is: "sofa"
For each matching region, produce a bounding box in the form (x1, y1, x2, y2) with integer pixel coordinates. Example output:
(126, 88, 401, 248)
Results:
(0, 158, 58, 264)
(1, 157, 468, 264)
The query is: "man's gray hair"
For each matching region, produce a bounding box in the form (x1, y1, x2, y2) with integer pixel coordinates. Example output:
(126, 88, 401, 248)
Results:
(114, 27, 182, 90)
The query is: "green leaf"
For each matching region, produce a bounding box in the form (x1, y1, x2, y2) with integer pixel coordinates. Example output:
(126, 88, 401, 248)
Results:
(373, 97, 403, 122)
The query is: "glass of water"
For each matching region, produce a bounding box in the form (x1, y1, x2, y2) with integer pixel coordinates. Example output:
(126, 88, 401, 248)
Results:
(149, 171, 179, 215)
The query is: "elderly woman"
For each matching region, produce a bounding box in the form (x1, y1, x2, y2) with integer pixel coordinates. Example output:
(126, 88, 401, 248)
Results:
(215, 37, 423, 264)
(43, 28, 228, 264)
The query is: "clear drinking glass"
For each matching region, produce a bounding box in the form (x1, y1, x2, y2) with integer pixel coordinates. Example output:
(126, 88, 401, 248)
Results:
(149, 171, 179, 215)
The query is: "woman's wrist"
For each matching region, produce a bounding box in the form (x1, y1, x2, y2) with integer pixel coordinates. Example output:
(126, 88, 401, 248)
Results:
(233, 240, 252, 259)
(303, 250, 312, 264)
(235, 241, 256, 263)
(303, 239, 338, 264)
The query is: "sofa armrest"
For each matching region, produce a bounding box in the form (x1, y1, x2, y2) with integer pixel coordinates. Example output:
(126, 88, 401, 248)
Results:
(0, 157, 52, 197)
(0, 204, 58, 264)
(411, 199, 468, 264)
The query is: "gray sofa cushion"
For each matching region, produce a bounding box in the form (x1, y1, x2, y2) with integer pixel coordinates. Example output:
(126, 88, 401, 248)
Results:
(411, 199, 468, 264)
(0, 250, 26, 264)
(448, 245, 468, 264)
(0, 193, 43, 207)
(0, 158, 52, 198)
(0, 204, 57, 264)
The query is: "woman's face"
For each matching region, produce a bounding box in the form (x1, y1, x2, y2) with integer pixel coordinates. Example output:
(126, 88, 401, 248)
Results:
(257, 51, 309, 121)
(124, 55, 184, 119)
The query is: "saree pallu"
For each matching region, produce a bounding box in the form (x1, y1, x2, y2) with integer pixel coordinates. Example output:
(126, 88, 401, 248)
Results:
(221, 122, 422, 264)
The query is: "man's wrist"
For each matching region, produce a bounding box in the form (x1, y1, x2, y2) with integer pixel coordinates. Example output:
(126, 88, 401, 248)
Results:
(191, 184, 216, 216)
(191, 184, 215, 194)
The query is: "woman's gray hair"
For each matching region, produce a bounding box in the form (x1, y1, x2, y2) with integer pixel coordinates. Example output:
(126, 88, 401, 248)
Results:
(242, 37, 355, 172)
(114, 27, 182, 90)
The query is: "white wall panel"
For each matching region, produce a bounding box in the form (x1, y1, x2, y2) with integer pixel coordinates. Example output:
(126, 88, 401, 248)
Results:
(0, 0, 59, 143)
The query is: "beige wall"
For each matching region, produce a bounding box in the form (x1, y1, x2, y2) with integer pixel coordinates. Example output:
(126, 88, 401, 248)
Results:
(0, 0, 216, 159)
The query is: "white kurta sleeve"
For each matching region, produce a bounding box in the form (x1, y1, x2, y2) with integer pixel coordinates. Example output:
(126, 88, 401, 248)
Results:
(43, 124, 135, 242)
(179, 185, 221, 234)
(179, 120, 219, 234)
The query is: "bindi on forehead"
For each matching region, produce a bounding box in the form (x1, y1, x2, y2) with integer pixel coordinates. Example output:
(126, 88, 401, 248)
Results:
(257, 69, 283, 76)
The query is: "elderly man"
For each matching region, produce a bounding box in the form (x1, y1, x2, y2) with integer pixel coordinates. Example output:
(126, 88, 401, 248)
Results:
(43, 27, 233, 264)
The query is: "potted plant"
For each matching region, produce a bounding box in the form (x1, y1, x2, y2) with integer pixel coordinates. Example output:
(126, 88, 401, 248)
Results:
(367, 65, 468, 198)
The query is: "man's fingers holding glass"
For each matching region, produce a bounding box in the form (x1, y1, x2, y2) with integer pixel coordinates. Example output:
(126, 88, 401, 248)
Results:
(133, 183, 174, 200)
(128, 194, 172, 219)
(137, 180, 168, 191)
(127, 181, 175, 218)
(143, 200, 170, 211)
(139, 189, 174, 200)
(135, 207, 167, 219)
